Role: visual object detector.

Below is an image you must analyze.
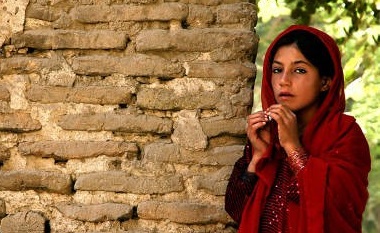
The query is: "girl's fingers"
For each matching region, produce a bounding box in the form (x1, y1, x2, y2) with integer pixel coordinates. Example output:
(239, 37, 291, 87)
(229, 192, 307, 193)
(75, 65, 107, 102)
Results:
(247, 112, 269, 125)
(266, 105, 294, 124)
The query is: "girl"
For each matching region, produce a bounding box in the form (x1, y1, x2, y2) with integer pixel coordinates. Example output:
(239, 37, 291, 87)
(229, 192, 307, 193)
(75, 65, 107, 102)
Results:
(225, 25, 371, 233)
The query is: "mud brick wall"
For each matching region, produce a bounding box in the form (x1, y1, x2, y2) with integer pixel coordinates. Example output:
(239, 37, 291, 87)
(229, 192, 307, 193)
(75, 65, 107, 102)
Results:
(0, 0, 258, 232)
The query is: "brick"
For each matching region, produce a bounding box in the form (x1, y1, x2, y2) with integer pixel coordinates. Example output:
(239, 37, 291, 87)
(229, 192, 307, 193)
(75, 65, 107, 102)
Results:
(187, 61, 255, 79)
(0, 170, 72, 194)
(73, 3, 188, 23)
(26, 4, 61, 21)
(138, 201, 229, 224)
(187, 5, 214, 27)
(26, 85, 134, 105)
(18, 141, 139, 160)
(136, 79, 222, 110)
(0, 102, 11, 113)
(72, 54, 184, 77)
(0, 211, 46, 233)
(12, 29, 127, 49)
(58, 113, 173, 134)
(144, 142, 243, 166)
(200, 117, 247, 137)
(195, 145, 244, 166)
(171, 110, 208, 151)
(58, 113, 105, 131)
(75, 171, 184, 194)
(185, 0, 244, 5)
(89, 232, 129, 233)
(216, 3, 257, 28)
(192, 167, 231, 195)
(57, 203, 133, 222)
(0, 85, 10, 101)
(0, 0, 28, 48)
(231, 87, 253, 106)
(0, 56, 62, 75)
(0, 144, 11, 162)
(143, 142, 180, 163)
(136, 28, 255, 53)
(0, 199, 5, 218)
(0, 112, 41, 132)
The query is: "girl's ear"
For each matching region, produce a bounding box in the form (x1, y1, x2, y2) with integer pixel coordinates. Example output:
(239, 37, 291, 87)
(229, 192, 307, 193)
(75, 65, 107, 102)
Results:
(321, 77, 332, 92)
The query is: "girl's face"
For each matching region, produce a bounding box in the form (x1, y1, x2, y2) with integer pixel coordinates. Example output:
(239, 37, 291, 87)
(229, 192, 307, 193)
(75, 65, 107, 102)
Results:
(271, 44, 330, 118)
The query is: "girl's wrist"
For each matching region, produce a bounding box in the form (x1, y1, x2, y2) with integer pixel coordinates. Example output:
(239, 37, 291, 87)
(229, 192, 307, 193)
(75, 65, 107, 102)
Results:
(283, 142, 302, 155)
(286, 147, 308, 173)
(247, 153, 261, 173)
(247, 160, 257, 173)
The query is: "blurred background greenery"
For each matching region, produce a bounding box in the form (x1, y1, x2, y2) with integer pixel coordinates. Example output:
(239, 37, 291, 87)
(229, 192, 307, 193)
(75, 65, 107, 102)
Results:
(254, 0, 380, 232)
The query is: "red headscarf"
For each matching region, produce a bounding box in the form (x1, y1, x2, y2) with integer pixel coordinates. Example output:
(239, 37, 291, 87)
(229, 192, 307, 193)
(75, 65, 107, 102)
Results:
(238, 25, 371, 233)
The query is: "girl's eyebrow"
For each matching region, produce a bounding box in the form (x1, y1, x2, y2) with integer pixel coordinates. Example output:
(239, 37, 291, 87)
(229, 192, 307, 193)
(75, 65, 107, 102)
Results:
(293, 60, 312, 66)
(272, 60, 312, 66)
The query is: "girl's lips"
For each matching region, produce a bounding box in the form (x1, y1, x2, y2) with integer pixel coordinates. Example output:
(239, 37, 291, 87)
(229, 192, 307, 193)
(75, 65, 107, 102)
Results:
(278, 92, 294, 100)
(279, 91, 294, 96)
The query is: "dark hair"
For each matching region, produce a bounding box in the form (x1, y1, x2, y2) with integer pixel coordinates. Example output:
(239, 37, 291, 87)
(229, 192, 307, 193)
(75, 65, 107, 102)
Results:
(269, 30, 334, 78)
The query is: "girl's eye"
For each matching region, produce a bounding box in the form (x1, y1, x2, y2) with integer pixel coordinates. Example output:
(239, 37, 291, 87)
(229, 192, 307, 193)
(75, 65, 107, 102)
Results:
(295, 68, 307, 74)
(272, 68, 282, 74)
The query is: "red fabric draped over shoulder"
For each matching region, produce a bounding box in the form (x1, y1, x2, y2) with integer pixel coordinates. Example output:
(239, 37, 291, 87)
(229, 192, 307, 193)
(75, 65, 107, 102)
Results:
(237, 25, 371, 233)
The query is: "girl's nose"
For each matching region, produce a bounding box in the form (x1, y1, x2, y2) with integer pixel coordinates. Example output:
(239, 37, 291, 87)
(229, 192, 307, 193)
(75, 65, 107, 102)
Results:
(279, 70, 291, 85)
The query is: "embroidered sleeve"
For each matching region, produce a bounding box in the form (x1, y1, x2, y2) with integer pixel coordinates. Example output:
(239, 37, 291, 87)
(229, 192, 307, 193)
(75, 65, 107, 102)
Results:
(286, 147, 308, 174)
(225, 144, 258, 223)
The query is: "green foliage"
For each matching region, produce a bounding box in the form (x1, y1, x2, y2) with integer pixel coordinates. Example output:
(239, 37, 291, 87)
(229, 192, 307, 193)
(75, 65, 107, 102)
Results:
(284, 0, 379, 39)
(256, 0, 380, 232)
(345, 45, 380, 232)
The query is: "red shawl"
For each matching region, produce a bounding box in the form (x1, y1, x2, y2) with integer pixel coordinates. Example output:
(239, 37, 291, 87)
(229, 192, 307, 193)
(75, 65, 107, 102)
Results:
(238, 25, 371, 233)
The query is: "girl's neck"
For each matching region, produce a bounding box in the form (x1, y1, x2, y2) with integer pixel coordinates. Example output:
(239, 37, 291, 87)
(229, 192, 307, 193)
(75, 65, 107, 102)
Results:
(296, 108, 317, 136)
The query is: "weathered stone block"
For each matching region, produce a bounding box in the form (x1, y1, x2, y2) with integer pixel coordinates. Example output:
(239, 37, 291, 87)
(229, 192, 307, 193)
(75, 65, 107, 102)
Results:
(231, 87, 253, 106)
(200, 117, 247, 137)
(26, 85, 133, 105)
(136, 28, 255, 54)
(18, 141, 139, 160)
(0, 0, 29, 47)
(187, 61, 255, 79)
(73, 3, 188, 23)
(0, 112, 41, 132)
(57, 203, 133, 222)
(171, 110, 208, 151)
(186, 0, 242, 6)
(12, 30, 127, 49)
(192, 166, 232, 195)
(0, 199, 6, 218)
(143, 142, 244, 166)
(72, 54, 184, 77)
(0, 85, 11, 101)
(75, 171, 184, 194)
(26, 4, 61, 22)
(0, 170, 72, 194)
(138, 201, 229, 224)
(136, 79, 222, 110)
(216, 2, 257, 28)
(58, 113, 173, 134)
(0, 56, 62, 75)
(0, 144, 11, 162)
(143, 142, 180, 162)
(0, 211, 46, 233)
(195, 144, 244, 166)
(187, 5, 214, 27)
(88, 232, 129, 233)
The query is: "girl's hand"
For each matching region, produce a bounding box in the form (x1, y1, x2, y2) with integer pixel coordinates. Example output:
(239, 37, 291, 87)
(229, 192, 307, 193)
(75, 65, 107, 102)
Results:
(246, 111, 271, 172)
(266, 104, 301, 153)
